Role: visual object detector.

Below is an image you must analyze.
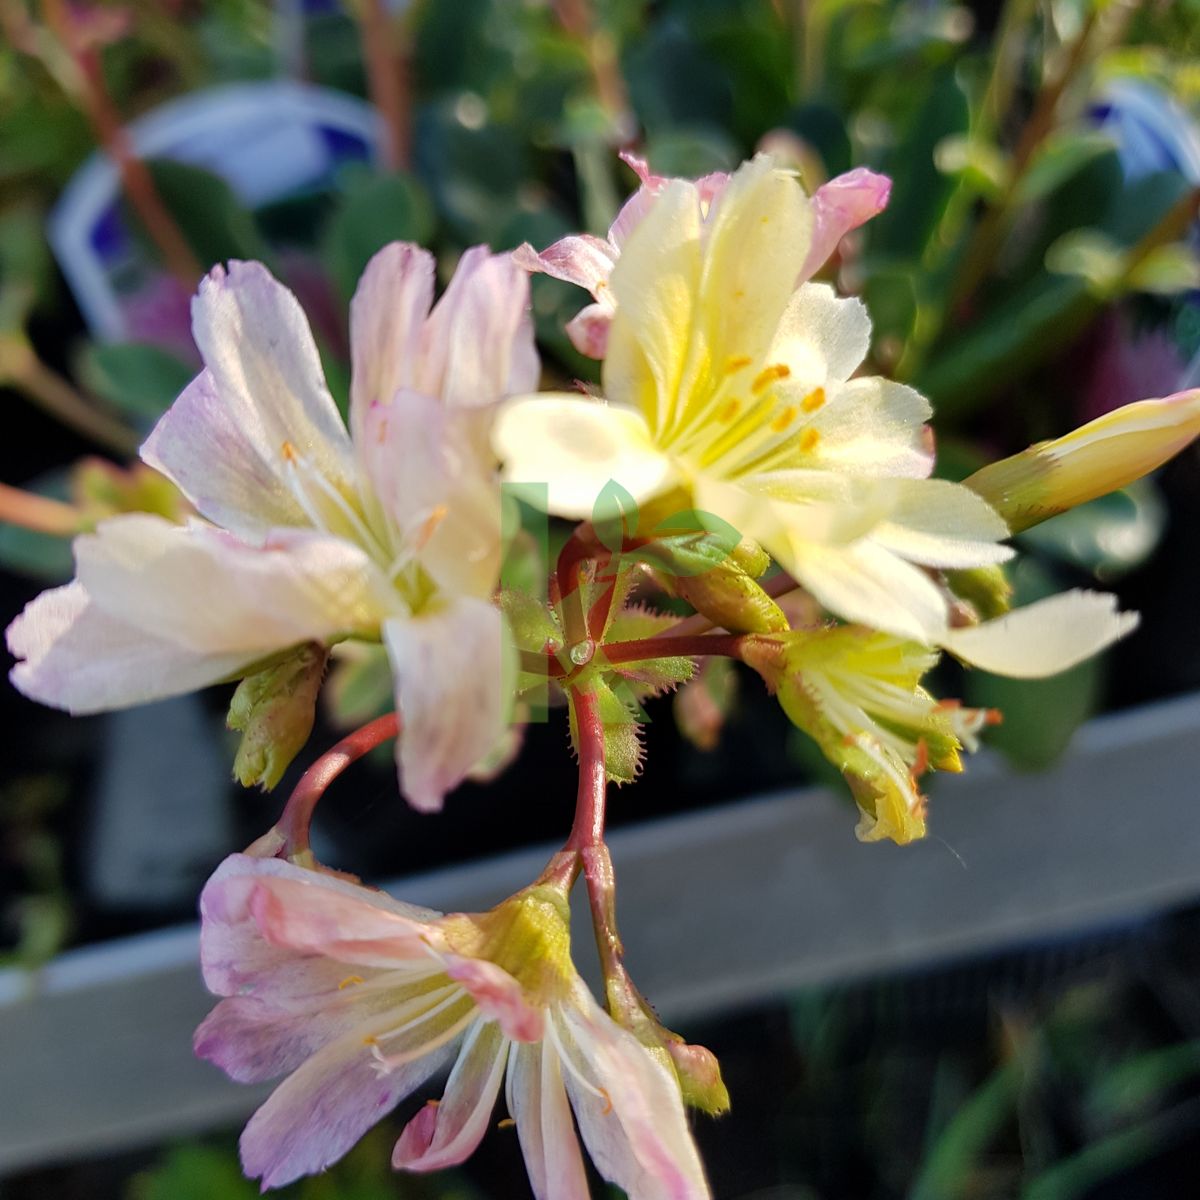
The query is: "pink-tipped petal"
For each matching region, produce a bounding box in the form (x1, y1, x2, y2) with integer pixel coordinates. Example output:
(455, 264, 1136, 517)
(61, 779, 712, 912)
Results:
(444, 956, 544, 1042)
(243, 876, 443, 968)
(801, 167, 892, 279)
(239, 1014, 455, 1191)
(199, 854, 440, 998)
(348, 242, 436, 448)
(142, 261, 356, 540)
(513, 236, 618, 299)
(507, 1041, 591, 1200)
(393, 1020, 509, 1171)
(6, 581, 254, 714)
(384, 599, 514, 813)
(419, 246, 540, 407)
(566, 303, 613, 359)
(557, 984, 711, 1200)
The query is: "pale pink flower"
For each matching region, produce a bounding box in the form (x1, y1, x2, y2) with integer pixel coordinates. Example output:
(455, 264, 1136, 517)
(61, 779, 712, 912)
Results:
(514, 151, 890, 358)
(195, 854, 710, 1198)
(7, 244, 538, 811)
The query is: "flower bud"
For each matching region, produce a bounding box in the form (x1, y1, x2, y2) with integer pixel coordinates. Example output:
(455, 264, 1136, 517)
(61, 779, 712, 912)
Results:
(672, 559, 789, 634)
(965, 389, 1200, 533)
(228, 643, 328, 791)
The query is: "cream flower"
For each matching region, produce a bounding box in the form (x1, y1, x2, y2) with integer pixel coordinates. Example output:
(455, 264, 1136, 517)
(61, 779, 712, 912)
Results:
(195, 854, 710, 1199)
(7, 245, 536, 811)
(515, 151, 890, 358)
(495, 155, 1135, 663)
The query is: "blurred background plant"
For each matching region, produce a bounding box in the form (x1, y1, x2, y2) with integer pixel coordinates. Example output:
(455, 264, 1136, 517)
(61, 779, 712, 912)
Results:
(2, 0, 1200, 1194)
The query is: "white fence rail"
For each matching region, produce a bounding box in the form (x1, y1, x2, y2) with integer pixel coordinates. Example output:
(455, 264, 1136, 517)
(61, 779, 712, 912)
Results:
(3, 692, 1200, 1173)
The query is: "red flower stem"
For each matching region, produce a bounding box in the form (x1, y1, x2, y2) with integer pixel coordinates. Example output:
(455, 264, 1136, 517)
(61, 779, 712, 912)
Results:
(555, 526, 600, 652)
(358, 0, 411, 170)
(276, 712, 400, 861)
(41, 0, 201, 287)
(565, 686, 607, 850)
(601, 632, 746, 666)
(0, 480, 82, 535)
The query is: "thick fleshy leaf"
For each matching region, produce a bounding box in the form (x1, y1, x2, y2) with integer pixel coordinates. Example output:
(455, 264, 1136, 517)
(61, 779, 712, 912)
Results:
(419, 246, 540, 407)
(507, 1041, 590, 1200)
(801, 167, 892, 279)
(74, 515, 395, 655)
(942, 590, 1139, 678)
(556, 984, 711, 1200)
(393, 1021, 509, 1171)
(6, 581, 254, 714)
(142, 262, 356, 540)
(239, 1011, 455, 1190)
(348, 242, 436, 448)
(495, 396, 677, 519)
(384, 597, 514, 812)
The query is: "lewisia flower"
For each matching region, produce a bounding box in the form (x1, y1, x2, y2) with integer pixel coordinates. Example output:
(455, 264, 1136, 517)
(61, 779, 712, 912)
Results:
(515, 151, 890, 358)
(495, 155, 1134, 661)
(744, 628, 997, 843)
(195, 854, 710, 1198)
(7, 244, 537, 811)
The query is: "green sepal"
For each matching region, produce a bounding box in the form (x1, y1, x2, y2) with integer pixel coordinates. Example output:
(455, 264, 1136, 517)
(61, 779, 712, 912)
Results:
(228, 643, 328, 791)
(944, 563, 1014, 621)
(568, 681, 645, 785)
(672, 558, 789, 635)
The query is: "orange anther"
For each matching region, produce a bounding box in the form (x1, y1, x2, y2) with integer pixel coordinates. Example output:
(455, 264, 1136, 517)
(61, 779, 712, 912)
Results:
(281, 440, 297, 462)
(771, 405, 798, 433)
(801, 386, 826, 412)
(497, 1117, 516, 1130)
(800, 428, 821, 453)
(338, 975, 365, 990)
(751, 363, 791, 394)
(723, 354, 753, 374)
(717, 399, 742, 424)
(598, 1087, 614, 1116)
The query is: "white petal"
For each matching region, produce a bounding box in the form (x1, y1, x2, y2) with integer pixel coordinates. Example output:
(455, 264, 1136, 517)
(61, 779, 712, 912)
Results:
(494, 395, 677, 520)
(769, 282, 871, 389)
(508, 1041, 590, 1200)
(942, 590, 1139, 678)
(348, 242, 436, 448)
(566, 302, 613, 359)
(419, 246, 540, 408)
(143, 261, 355, 540)
(785, 539, 951, 641)
(805, 376, 933, 478)
(392, 1020, 509, 1171)
(75, 514, 394, 655)
(871, 478, 1014, 568)
(384, 598, 515, 812)
(6, 581, 254, 714)
(557, 985, 711, 1200)
(240, 1012, 456, 1190)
